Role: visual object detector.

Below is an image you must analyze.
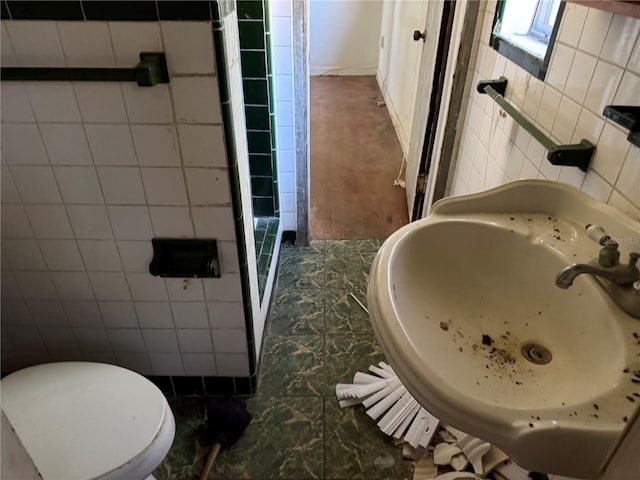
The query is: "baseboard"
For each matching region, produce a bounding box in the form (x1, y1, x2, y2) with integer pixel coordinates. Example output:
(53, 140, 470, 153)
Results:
(376, 72, 410, 158)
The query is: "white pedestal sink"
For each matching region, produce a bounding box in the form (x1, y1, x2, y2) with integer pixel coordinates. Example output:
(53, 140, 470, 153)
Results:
(368, 180, 640, 479)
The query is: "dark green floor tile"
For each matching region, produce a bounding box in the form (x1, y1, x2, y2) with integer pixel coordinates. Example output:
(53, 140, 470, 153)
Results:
(324, 334, 385, 396)
(323, 398, 413, 480)
(223, 396, 324, 479)
(324, 251, 375, 291)
(260, 335, 323, 396)
(269, 288, 324, 335)
(281, 240, 325, 256)
(277, 254, 325, 289)
(324, 239, 382, 253)
(325, 289, 372, 335)
(154, 398, 227, 479)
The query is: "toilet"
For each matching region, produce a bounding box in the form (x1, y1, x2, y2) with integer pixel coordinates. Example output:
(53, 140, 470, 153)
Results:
(1, 362, 175, 480)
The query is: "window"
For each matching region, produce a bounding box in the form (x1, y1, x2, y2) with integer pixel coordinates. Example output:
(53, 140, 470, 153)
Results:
(530, 0, 562, 40)
(490, 0, 564, 80)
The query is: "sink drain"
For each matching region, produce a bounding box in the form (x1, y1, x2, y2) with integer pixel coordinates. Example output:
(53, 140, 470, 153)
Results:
(521, 343, 552, 365)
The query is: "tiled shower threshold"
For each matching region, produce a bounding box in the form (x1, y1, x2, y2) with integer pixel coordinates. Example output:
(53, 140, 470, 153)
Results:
(254, 217, 279, 300)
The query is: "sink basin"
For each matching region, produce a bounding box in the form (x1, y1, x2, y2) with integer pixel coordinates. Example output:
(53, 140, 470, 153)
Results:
(368, 180, 640, 478)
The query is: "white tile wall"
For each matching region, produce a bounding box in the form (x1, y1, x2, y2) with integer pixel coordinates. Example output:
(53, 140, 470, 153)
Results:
(107, 206, 153, 240)
(182, 353, 216, 376)
(50, 272, 93, 300)
(449, 2, 640, 222)
(40, 124, 93, 166)
(40, 240, 85, 271)
(74, 83, 128, 123)
(135, 301, 174, 329)
(99, 301, 138, 328)
(98, 167, 147, 204)
(148, 352, 184, 375)
(85, 124, 138, 165)
(5, 21, 65, 67)
(122, 84, 174, 124)
(26, 205, 73, 238)
(160, 22, 216, 75)
(27, 82, 81, 122)
(172, 77, 223, 124)
(149, 206, 194, 237)
(78, 240, 122, 271)
(178, 125, 227, 167)
(215, 353, 250, 377)
(67, 205, 113, 239)
(184, 168, 231, 205)
(270, 0, 297, 230)
(171, 302, 208, 328)
(1, 19, 250, 378)
(58, 22, 115, 67)
(1, 82, 35, 122)
(132, 125, 181, 166)
(141, 167, 189, 205)
(63, 300, 103, 327)
(166, 278, 204, 301)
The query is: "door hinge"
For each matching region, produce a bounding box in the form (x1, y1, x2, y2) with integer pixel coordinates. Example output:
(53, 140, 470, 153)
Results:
(416, 173, 427, 194)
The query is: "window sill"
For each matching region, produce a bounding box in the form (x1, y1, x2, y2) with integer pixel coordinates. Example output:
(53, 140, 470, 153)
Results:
(490, 33, 548, 80)
(497, 33, 547, 59)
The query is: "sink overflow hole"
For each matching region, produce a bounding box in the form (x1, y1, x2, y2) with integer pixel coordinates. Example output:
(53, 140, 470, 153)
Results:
(521, 343, 552, 365)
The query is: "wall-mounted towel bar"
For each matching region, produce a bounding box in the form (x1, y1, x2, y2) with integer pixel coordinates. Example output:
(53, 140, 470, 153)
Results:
(477, 77, 594, 172)
(1, 52, 169, 87)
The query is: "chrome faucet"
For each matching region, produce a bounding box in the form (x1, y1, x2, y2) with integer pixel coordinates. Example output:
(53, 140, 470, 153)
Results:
(555, 225, 640, 319)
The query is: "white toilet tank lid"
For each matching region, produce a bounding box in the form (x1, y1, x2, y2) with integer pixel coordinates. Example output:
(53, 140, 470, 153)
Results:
(1, 362, 168, 480)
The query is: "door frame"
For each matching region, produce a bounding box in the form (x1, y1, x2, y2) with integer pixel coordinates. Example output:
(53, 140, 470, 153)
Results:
(292, 0, 478, 242)
(410, 0, 479, 220)
(293, 0, 310, 246)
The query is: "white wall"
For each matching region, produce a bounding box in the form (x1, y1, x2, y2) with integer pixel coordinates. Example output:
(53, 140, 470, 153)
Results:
(0, 20, 251, 378)
(271, 0, 297, 231)
(449, 1, 640, 221)
(377, 0, 427, 157)
(309, 0, 383, 76)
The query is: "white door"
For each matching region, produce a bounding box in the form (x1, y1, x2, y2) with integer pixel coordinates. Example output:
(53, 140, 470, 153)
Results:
(404, 0, 446, 218)
(377, 0, 428, 162)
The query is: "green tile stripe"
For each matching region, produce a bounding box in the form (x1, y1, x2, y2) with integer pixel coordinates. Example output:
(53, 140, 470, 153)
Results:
(237, 1, 278, 218)
(213, 19, 257, 381)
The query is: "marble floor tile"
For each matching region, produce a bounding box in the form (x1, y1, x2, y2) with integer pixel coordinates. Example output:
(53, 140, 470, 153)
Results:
(223, 396, 324, 479)
(277, 254, 325, 290)
(154, 398, 227, 480)
(323, 334, 386, 396)
(259, 335, 324, 396)
(323, 398, 413, 480)
(324, 239, 382, 253)
(324, 251, 376, 291)
(268, 288, 325, 336)
(324, 289, 372, 335)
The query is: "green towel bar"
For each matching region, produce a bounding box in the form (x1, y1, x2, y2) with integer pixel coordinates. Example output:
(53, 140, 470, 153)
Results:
(477, 77, 594, 172)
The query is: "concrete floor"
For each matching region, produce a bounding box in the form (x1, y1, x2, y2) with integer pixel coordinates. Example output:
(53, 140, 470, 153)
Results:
(310, 76, 409, 240)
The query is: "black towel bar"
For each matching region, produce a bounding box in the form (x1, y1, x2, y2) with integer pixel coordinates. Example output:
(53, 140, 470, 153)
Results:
(477, 77, 595, 172)
(1, 52, 169, 87)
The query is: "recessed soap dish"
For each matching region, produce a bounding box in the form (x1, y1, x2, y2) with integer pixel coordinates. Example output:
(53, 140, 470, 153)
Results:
(149, 238, 221, 278)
